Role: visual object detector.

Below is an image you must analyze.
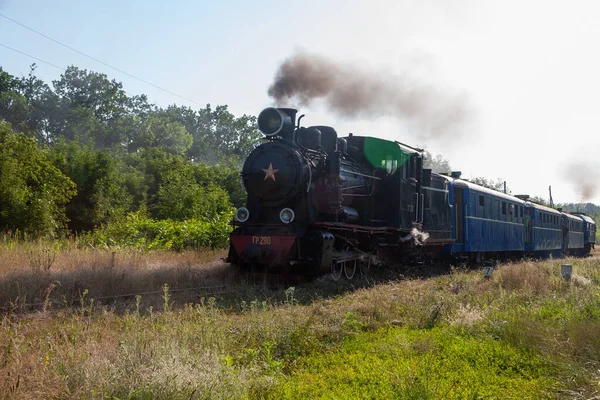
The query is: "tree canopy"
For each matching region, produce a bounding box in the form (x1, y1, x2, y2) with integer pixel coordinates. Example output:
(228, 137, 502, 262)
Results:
(0, 64, 261, 236)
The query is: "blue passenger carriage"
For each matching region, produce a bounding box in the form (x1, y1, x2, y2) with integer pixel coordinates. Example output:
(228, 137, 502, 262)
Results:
(448, 180, 525, 259)
(576, 214, 597, 253)
(524, 202, 562, 257)
(564, 213, 585, 255)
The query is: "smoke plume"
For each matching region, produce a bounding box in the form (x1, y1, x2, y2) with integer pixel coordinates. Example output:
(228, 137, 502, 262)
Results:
(563, 161, 600, 202)
(268, 51, 471, 139)
(400, 227, 430, 245)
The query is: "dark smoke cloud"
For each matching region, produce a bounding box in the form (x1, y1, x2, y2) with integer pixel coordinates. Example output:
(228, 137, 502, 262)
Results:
(563, 161, 600, 202)
(268, 51, 472, 139)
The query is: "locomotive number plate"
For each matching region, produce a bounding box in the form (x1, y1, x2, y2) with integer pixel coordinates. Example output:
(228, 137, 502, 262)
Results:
(252, 236, 272, 245)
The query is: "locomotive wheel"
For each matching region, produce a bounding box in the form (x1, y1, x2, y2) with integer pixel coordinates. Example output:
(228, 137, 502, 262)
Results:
(344, 259, 357, 280)
(360, 257, 371, 276)
(331, 261, 343, 281)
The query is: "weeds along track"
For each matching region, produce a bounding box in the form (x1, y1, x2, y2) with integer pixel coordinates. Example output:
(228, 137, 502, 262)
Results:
(0, 245, 378, 315)
(0, 248, 240, 314)
(2, 245, 597, 316)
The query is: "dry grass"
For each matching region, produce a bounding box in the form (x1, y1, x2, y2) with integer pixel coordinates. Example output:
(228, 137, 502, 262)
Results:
(0, 242, 230, 312)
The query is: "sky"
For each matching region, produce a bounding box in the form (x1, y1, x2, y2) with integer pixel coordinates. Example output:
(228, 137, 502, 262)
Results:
(1, 0, 599, 204)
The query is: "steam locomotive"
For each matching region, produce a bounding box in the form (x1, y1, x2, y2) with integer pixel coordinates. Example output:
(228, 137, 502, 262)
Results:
(226, 108, 596, 279)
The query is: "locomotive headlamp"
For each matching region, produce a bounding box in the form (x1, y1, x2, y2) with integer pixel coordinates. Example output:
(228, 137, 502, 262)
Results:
(258, 107, 296, 138)
(279, 208, 295, 224)
(235, 207, 250, 223)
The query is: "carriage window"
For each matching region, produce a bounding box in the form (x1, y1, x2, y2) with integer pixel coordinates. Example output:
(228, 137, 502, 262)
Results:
(486, 198, 492, 219)
(494, 200, 499, 220)
(502, 202, 506, 220)
(520, 206, 523, 219)
(478, 195, 484, 217)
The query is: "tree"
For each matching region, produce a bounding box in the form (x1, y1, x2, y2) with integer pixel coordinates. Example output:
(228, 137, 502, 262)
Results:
(529, 196, 549, 206)
(47, 66, 154, 148)
(422, 149, 452, 174)
(0, 120, 76, 236)
(470, 177, 508, 193)
(155, 170, 231, 221)
(0, 64, 255, 233)
(48, 139, 136, 231)
(0, 67, 29, 132)
(156, 104, 261, 163)
(129, 116, 192, 155)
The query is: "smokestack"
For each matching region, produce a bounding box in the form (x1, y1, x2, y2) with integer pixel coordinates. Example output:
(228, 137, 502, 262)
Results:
(278, 108, 298, 128)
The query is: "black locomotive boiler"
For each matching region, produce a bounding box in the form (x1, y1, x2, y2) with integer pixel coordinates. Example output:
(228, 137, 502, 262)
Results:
(226, 107, 453, 279)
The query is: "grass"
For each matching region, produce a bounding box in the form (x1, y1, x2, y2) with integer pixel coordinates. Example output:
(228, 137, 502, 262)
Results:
(1, 241, 600, 399)
(0, 238, 232, 313)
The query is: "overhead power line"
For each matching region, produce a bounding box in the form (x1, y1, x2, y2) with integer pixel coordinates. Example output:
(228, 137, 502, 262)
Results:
(0, 12, 202, 106)
(0, 42, 66, 70)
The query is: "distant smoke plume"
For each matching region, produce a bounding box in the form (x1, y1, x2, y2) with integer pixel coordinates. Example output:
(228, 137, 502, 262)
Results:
(563, 161, 600, 202)
(268, 51, 471, 139)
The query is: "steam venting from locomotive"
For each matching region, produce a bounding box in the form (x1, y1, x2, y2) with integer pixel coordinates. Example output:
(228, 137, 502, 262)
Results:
(563, 161, 599, 202)
(268, 51, 471, 139)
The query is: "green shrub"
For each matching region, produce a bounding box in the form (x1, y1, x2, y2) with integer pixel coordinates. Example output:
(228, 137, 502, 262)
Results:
(83, 211, 233, 251)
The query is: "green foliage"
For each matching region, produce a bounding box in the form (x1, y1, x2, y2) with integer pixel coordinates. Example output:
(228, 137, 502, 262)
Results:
(0, 120, 76, 236)
(84, 211, 233, 251)
(157, 104, 261, 163)
(272, 327, 553, 399)
(0, 64, 258, 236)
(155, 177, 231, 221)
(0, 67, 30, 132)
(48, 139, 136, 231)
(130, 116, 192, 155)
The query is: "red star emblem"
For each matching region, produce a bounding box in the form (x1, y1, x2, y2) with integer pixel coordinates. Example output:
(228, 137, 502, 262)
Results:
(262, 162, 279, 181)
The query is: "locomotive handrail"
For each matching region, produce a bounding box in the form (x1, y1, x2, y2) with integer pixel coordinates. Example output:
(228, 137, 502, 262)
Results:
(420, 193, 425, 223)
(340, 168, 381, 180)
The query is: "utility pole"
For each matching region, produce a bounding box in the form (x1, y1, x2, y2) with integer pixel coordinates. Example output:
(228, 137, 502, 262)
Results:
(549, 185, 554, 208)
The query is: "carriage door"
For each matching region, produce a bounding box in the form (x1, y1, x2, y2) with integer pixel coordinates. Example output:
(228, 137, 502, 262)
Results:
(454, 187, 464, 243)
(524, 207, 533, 245)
